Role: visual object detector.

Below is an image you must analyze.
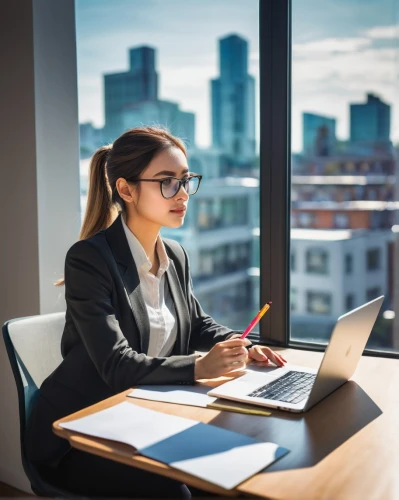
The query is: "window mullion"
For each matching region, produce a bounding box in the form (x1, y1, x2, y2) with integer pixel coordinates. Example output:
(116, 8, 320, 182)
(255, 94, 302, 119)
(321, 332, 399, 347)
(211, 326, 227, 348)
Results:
(259, 0, 291, 346)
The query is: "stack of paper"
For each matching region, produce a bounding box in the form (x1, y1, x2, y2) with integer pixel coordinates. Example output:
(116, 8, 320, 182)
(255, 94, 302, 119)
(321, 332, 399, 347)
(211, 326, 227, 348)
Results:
(129, 384, 215, 407)
(128, 385, 271, 416)
(60, 401, 288, 490)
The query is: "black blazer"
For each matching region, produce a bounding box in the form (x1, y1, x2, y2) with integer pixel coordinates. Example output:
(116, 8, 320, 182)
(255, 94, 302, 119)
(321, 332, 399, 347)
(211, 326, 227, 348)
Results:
(25, 214, 236, 466)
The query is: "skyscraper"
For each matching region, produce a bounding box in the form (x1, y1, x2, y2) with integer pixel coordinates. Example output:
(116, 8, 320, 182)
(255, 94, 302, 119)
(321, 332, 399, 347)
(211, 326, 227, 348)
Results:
(350, 93, 391, 143)
(211, 34, 255, 165)
(302, 112, 336, 156)
(104, 46, 158, 140)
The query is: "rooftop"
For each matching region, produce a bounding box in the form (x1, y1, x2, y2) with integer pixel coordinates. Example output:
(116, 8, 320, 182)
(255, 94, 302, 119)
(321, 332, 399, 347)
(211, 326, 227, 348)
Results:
(293, 200, 399, 211)
(253, 227, 371, 240)
(292, 175, 396, 185)
(291, 228, 365, 241)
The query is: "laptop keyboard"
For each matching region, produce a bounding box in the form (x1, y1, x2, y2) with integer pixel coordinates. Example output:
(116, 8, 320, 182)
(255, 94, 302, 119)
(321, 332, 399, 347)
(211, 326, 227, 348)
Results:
(247, 371, 316, 404)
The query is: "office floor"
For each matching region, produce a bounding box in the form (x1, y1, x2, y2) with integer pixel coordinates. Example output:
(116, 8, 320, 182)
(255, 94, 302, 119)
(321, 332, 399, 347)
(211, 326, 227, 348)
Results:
(0, 481, 32, 497)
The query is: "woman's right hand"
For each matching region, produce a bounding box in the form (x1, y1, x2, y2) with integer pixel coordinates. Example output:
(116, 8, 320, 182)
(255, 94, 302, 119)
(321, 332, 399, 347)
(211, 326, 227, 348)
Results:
(194, 338, 252, 380)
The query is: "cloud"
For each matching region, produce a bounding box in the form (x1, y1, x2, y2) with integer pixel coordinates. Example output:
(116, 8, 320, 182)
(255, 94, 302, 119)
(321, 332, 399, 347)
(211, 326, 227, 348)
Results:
(363, 25, 399, 39)
(293, 47, 397, 84)
(291, 33, 399, 151)
(292, 24, 399, 62)
(293, 37, 371, 58)
(249, 52, 259, 62)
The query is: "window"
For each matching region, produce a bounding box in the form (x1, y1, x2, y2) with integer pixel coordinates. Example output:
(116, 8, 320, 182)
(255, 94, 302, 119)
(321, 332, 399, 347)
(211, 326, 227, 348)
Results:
(76, 0, 260, 332)
(289, 0, 398, 353)
(306, 249, 329, 275)
(345, 254, 353, 274)
(198, 249, 213, 278)
(367, 248, 381, 271)
(291, 250, 296, 272)
(198, 200, 217, 230)
(76, 0, 399, 355)
(366, 287, 381, 302)
(298, 212, 316, 228)
(307, 292, 332, 315)
(345, 294, 355, 312)
(290, 288, 297, 311)
(197, 197, 250, 231)
(334, 213, 349, 229)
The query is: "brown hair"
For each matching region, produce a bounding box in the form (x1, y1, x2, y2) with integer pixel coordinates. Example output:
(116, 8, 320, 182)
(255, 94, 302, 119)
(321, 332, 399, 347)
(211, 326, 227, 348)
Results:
(55, 126, 187, 286)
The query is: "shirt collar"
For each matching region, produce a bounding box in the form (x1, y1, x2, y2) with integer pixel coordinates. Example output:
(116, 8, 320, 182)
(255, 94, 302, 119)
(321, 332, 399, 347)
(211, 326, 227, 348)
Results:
(121, 214, 170, 277)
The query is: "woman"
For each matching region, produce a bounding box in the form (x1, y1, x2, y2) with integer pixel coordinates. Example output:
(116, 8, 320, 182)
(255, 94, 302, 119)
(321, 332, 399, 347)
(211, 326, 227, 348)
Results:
(25, 127, 286, 497)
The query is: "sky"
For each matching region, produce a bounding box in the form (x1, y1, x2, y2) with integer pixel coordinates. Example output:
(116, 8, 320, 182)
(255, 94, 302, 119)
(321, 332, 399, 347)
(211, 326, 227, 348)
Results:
(75, 0, 399, 153)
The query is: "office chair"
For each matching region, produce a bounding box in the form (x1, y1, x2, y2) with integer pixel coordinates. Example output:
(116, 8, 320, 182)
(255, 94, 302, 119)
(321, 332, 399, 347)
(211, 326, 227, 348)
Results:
(2, 312, 73, 497)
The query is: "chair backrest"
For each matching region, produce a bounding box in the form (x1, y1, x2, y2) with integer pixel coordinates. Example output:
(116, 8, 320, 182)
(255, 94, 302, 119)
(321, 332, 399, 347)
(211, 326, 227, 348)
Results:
(3, 312, 65, 425)
(2, 312, 75, 497)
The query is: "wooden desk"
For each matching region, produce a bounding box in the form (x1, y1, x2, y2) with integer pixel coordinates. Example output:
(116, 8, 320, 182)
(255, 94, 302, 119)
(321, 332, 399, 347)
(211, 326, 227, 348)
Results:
(53, 349, 399, 499)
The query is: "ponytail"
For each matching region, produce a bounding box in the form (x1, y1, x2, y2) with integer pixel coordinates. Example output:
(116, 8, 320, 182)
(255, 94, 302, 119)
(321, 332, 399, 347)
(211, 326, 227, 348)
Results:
(79, 145, 118, 241)
(55, 145, 118, 286)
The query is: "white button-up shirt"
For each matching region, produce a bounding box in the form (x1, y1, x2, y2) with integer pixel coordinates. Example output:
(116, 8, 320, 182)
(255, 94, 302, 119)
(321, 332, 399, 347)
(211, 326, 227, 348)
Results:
(122, 216, 178, 357)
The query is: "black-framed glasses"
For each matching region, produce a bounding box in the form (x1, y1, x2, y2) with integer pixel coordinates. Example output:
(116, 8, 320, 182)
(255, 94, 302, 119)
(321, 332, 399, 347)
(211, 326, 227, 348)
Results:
(136, 174, 202, 199)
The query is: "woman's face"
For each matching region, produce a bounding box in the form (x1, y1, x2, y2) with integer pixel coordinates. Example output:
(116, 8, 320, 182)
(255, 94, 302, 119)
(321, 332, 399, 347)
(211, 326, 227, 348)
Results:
(128, 146, 190, 229)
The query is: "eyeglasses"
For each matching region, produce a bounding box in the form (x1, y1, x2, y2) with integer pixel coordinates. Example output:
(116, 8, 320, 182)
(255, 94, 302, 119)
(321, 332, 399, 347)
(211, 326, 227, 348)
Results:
(135, 174, 202, 199)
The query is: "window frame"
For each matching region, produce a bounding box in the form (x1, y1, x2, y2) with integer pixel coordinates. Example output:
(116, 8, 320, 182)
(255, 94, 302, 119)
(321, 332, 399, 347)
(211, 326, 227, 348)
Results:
(258, 0, 398, 360)
(306, 291, 332, 316)
(345, 293, 355, 311)
(366, 248, 381, 271)
(366, 287, 382, 303)
(345, 253, 353, 275)
(305, 248, 329, 275)
(258, 0, 291, 347)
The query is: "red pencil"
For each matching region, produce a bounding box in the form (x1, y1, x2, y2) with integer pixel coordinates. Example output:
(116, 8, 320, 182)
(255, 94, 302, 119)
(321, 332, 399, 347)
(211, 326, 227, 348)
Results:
(240, 302, 272, 339)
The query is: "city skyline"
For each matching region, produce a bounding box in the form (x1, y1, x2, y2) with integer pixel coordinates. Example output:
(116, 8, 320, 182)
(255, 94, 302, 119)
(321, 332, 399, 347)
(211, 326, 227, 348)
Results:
(80, 37, 394, 159)
(78, 38, 396, 156)
(75, 0, 398, 153)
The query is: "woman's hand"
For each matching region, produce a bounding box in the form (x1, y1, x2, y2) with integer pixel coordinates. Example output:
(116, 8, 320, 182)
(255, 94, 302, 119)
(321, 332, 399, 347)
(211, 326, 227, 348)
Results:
(247, 345, 287, 367)
(194, 338, 252, 380)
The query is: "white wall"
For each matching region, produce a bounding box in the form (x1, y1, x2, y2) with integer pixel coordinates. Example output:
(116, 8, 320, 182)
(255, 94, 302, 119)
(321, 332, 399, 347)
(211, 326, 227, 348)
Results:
(342, 231, 391, 308)
(33, 0, 81, 313)
(291, 238, 343, 318)
(0, 0, 80, 492)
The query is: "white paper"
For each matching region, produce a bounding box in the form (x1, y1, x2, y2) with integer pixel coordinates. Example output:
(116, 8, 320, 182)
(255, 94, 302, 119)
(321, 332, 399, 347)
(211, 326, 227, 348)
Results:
(59, 401, 197, 449)
(128, 384, 217, 407)
(175, 442, 284, 489)
(59, 401, 289, 490)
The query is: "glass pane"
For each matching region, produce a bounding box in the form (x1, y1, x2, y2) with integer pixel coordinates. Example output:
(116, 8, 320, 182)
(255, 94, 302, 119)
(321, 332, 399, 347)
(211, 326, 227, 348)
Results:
(76, 0, 260, 332)
(291, 0, 399, 352)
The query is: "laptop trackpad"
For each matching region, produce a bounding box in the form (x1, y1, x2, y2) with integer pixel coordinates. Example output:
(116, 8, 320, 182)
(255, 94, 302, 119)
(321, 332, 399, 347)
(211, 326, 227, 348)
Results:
(236, 366, 286, 385)
(246, 363, 284, 375)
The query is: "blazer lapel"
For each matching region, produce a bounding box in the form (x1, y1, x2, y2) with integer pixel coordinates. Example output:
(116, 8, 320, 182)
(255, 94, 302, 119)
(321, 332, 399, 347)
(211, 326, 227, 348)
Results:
(105, 214, 150, 354)
(166, 260, 190, 355)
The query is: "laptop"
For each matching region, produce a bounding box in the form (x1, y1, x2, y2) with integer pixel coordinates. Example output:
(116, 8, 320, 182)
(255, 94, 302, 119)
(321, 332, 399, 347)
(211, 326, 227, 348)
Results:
(208, 296, 384, 413)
